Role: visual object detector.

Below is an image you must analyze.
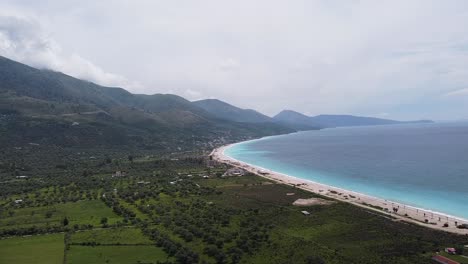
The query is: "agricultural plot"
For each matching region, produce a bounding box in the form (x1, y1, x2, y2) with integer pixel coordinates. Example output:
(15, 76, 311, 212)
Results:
(0, 233, 64, 264)
(71, 227, 152, 245)
(1, 156, 466, 264)
(67, 245, 169, 264)
(0, 200, 122, 230)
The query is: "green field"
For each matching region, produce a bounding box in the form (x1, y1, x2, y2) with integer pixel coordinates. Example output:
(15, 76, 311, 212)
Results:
(0, 200, 122, 229)
(71, 227, 153, 245)
(0, 234, 64, 264)
(1, 156, 467, 264)
(67, 245, 169, 264)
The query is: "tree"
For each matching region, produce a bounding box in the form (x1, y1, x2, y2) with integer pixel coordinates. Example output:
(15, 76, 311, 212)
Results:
(45, 211, 53, 218)
(100, 217, 108, 225)
(305, 256, 325, 264)
(62, 217, 69, 226)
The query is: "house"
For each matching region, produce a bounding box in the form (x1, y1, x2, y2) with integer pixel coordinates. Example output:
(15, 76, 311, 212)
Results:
(301, 211, 311, 216)
(112, 171, 126, 177)
(14, 199, 23, 204)
(432, 255, 460, 264)
(223, 168, 246, 177)
(137, 181, 150, 185)
(445, 248, 457, 255)
(16, 175, 28, 179)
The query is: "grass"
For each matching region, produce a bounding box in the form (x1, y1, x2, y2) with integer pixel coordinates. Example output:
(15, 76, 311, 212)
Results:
(198, 178, 467, 264)
(205, 182, 320, 209)
(0, 200, 121, 229)
(0, 233, 64, 264)
(196, 174, 271, 188)
(71, 227, 153, 245)
(67, 245, 169, 264)
(440, 252, 468, 264)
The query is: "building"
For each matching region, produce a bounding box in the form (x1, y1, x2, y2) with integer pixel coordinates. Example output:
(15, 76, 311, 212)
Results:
(432, 255, 460, 264)
(16, 175, 28, 179)
(445, 248, 457, 255)
(14, 199, 23, 204)
(223, 168, 246, 177)
(301, 211, 311, 216)
(112, 171, 126, 177)
(137, 181, 150, 185)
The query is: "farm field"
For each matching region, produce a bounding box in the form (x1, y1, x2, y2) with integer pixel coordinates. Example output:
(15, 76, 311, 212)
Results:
(0, 233, 64, 264)
(0, 156, 466, 263)
(71, 227, 152, 245)
(67, 245, 169, 264)
(0, 200, 121, 230)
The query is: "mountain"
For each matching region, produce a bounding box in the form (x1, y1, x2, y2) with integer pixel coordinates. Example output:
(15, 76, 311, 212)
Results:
(193, 99, 272, 123)
(0, 56, 293, 150)
(273, 110, 433, 130)
(309, 114, 433, 128)
(272, 110, 321, 130)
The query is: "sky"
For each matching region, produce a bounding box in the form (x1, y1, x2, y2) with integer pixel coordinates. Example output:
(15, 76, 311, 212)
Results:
(1, 0, 468, 120)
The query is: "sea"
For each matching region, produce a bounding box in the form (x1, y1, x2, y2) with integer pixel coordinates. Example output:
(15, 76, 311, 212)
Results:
(224, 122, 468, 220)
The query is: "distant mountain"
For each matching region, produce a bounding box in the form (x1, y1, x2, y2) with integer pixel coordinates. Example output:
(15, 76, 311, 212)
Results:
(310, 114, 433, 128)
(193, 99, 272, 123)
(272, 110, 321, 130)
(273, 110, 433, 130)
(0, 56, 293, 149)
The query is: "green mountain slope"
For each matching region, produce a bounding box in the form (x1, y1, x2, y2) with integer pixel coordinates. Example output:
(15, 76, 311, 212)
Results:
(193, 99, 272, 123)
(0, 56, 293, 150)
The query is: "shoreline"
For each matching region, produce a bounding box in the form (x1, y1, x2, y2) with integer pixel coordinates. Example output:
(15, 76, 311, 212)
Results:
(212, 142, 468, 236)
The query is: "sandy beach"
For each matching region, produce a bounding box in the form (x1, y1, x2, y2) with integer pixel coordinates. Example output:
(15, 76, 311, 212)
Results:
(212, 144, 468, 235)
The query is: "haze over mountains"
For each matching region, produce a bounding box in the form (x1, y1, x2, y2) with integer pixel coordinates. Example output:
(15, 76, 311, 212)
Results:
(0, 56, 432, 149)
(194, 101, 432, 130)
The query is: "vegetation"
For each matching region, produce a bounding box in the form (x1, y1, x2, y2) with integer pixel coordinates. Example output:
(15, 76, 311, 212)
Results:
(0, 234, 64, 264)
(1, 151, 467, 264)
(0, 56, 293, 152)
(67, 245, 169, 264)
(0, 49, 465, 264)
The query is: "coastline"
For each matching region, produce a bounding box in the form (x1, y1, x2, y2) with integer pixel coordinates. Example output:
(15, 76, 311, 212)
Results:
(212, 141, 468, 236)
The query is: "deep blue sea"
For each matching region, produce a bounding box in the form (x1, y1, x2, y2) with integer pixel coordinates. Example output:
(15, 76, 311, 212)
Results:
(225, 122, 468, 220)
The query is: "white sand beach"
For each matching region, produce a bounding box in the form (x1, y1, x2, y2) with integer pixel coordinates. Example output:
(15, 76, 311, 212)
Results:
(212, 144, 468, 235)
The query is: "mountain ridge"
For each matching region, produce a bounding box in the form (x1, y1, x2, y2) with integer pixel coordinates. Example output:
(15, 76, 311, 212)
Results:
(0, 56, 294, 149)
(193, 99, 273, 123)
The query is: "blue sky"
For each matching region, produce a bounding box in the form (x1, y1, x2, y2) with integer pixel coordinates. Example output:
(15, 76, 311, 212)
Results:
(1, 0, 468, 120)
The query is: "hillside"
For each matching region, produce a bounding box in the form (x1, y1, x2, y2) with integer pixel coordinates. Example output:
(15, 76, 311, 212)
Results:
(272, 110, 321, 130)
(0, 56, 293, 150)
(193, 99, 272, 123)
(273, 109, 432, 129)
(310, 114, 433, 128)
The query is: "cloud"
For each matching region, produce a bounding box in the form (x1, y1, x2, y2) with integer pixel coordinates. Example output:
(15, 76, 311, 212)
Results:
(218, 58, 240, 72)
(0, 14, 140, 89)
(1, 0, 468, 120)
(445, 88, 468, 97)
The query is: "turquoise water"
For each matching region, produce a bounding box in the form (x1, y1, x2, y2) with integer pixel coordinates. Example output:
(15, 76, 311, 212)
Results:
(225, 122, 468, 220)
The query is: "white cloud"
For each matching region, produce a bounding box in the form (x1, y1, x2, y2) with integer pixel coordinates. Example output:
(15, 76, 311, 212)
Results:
(445, 88, 468, 97)
(0, 14, 140, 89)
(1, 0, 468, 120)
